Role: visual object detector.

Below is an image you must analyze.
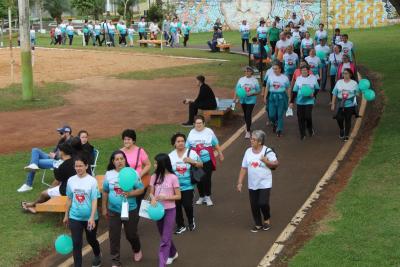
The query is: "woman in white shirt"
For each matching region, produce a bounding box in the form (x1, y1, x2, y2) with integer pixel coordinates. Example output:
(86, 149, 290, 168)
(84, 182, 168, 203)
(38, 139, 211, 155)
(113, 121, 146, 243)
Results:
(186, 115, 224, 206)
(237, 130, 278, 232)
(328, 45, 343, 97)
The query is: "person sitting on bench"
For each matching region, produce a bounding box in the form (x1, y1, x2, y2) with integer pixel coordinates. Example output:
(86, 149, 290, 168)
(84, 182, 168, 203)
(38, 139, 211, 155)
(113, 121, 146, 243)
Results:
(21, 143, 76, 214)
(207, 26, 223, 52)
(17, 125, 73, 193)
(182, 75, 217, 127)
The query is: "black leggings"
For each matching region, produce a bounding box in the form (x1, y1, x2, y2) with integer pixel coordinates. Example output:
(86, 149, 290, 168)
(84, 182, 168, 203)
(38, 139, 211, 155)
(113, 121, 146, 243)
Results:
(297, 104, 314, 137)
(197, 161, 213, 197)
(242, 38, 249, 52)
(241, 103, 255, 132)
(175, 189, 194, 227)
(330, 75, 336, 97)
(69, 219, 100, 267)
(249, 188, 271, 226)
(183, 34, 189, 47)
(336, 106, 355, 137)
(139, 32, 147, 40)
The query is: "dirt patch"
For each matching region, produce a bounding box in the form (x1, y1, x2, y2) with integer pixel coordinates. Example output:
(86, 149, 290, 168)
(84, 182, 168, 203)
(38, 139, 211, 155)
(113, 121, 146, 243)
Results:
(271, 67, 385, 266)
(0, 48, 204, 88)
(0, 76, 234, 154)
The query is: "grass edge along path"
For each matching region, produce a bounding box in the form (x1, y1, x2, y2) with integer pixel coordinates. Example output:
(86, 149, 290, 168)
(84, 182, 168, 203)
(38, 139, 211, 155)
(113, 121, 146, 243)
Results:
(0, 124, 190, 267)
(289, 25, 400, 267)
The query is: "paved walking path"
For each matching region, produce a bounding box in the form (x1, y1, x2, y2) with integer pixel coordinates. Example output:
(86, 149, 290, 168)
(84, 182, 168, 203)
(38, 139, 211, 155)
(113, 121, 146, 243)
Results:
(49, 89, 343, 267)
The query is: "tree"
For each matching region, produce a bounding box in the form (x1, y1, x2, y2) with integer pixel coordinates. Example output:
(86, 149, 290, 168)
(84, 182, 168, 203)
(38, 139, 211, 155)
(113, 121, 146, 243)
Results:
(388, 0, 400, 15)
(147, 3, 163, 23)
(71, 0, 105, 20)
(43, 0, 69, 23)
(117, 0, 135, 21)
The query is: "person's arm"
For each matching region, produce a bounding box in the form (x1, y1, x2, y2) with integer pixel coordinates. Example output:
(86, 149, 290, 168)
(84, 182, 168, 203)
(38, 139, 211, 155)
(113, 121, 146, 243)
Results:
(157, 187, 181, 202)
(102, 192, 108, 217)
(139, 152, 151, 178)
(63, 197, 71, 226)
(264, 83, 270, 104)
(50, 179, 60, 187)
(260, 155, 279, 169)
(214, 144, 224, 161)
(237, 168, 247, 192)
(184, 152, 203, 168)
(88, 198, 97, 230)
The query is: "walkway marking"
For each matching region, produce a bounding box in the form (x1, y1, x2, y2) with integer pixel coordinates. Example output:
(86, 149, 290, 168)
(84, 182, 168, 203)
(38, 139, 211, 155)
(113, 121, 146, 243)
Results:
(58, 108, 266, 267)
(258, 73, 367, 267)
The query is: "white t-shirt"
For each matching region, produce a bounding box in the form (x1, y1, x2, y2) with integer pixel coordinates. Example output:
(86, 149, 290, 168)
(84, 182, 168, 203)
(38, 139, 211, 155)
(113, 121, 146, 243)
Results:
(315, 44, 331, 64)
(328, 53, 343, 66)
(299, 25, 307, 33)
(289, 17, 300, 25)
(241, 146, 277, 190)
(338, 41, 353, 56)
(305, 56, 322, 78)
(276, 39, 291, 51)
(55, 27, 61, 36)
(239, 24, 250, 38)
(283, 52, 299, 73)
(128, 28, 135, 35)
(66, 25, 74, 33)
(315, 30, 328, 41)
(301, 38, 313, 50)
(267, 73, 290, 93)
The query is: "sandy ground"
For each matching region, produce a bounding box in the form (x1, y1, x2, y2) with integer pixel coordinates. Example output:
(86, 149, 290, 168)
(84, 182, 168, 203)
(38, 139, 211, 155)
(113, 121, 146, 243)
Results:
(0, 48, 204, 88)
(0, 76, 232, 154)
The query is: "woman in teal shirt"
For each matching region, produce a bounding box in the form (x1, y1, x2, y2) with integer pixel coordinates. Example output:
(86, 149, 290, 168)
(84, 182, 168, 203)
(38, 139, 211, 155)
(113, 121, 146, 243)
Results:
(64, 156, 101, 267)
(169, 133, 202, 234)
(102, 150, 145, 265)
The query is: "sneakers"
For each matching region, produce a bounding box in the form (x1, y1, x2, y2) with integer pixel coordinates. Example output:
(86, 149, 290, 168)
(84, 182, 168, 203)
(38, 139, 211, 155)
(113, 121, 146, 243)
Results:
(308, 128, 315, 137)
(263, 223, 271, 231)
(91, 254, 102, 267)
(343, 136, 349, 142)
(17, 184, 33, 193)
(133, 250, 143, 262)
(300, 135, 306, 141)
(181, 122, 193, 127)
(276, 130, 282, 137)
(204, 196, 214, 206)
(188, 221, 196, 231)
(166, 252, 178, 265)
(175, 226, 186, 235)
(339, 129, 345, 139)
(250, 226, 263, 233)
(24, 163, 39, 172)
(244, 131, 251, 139)
(195, 197, 205, 205)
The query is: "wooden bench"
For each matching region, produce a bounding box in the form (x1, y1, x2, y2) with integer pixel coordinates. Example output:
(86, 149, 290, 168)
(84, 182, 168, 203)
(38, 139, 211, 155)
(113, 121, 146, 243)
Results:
(216, 43, 231, 52)
(138, 39, 167, 48)
(202, 99, 234, 127)
(36, 175, 105, 213)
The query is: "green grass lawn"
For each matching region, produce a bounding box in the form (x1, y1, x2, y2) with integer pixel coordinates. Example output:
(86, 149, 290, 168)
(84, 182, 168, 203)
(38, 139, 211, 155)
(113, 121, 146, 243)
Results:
(0, 124, 189, 266)
(0, 82, 73, 112)
(289, 24, 400, 267)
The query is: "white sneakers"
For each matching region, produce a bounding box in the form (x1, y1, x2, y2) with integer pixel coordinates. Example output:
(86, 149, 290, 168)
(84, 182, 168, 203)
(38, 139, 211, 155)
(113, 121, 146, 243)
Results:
(17, 184, 33, 192)
(24, 163, 39, 172)
(245, 131, 251, 139)
(195, 197, 204, 205)
(166, 252, 178, 265)
(196, 196, 214, 206)
(204, 196, 214, 206)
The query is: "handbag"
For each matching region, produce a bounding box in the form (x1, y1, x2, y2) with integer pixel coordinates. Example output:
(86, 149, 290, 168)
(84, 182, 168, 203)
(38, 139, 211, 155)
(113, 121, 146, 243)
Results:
(139, 199, 151, 219)
(187, 148, 206, 184)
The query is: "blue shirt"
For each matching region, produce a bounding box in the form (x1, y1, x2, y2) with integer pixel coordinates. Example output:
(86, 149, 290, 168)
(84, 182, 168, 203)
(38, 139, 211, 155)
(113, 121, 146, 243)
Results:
(293, 75, 320, 105)
(332, 79, 360, 108)
(267, 73, 290, 94)
(66, 174, 100, 221)
(103, 169, 144, 213)
(138, 22, 146, 33)
(236, 76, 261, 104)
(169, 149, 201, 191)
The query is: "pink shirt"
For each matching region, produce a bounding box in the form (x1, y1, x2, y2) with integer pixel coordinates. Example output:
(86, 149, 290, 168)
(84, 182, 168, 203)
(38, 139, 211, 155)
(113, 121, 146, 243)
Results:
(150, 173, 179, 209)
(122, 146, 148, 174)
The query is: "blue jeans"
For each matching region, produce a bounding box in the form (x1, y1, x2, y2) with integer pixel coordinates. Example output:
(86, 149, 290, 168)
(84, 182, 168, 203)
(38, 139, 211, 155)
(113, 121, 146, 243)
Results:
(25, 148, 54, 186)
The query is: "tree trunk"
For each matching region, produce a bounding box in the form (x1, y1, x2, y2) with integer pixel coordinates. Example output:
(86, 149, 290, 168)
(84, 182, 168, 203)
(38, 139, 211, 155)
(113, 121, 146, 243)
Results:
(389, 0, 400, 15)
(124, 1, 128, 20)
(18, 0, 34, 101)
(8, 7, 14, 84)
(39, 0, 43, 32)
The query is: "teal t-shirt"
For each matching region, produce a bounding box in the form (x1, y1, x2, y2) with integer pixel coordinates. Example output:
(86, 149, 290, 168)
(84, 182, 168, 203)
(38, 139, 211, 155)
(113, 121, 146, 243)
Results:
(268, 27, 280, 42)
(103, 169, 144, 213)
(236, 76, 261, 104)
(66, 175, 100, 221)
(183, 25, 191, 35)
(293, 75, 320, 105)
(186, 128, 219, 163)
(267, 73, 290, 94)
(332, 79, 360, 108)
(169, 149, 201, 191)
(138, 22, 146, 33)
(257, 26, 268, 40)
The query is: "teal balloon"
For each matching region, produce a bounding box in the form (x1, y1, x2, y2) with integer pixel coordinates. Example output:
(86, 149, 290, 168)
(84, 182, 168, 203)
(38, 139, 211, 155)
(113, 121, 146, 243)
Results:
(300, 85, 313, 97)
(363, 89, 376, 101)
(264, 45, 270, 53)
(119, 167, 138, 192)
(148, 202, 165, 221)
(236, 87, 246, 98)
(55, 234, 73, 255)
(316, 50, 326, 60)
(359, 79, 371, 91)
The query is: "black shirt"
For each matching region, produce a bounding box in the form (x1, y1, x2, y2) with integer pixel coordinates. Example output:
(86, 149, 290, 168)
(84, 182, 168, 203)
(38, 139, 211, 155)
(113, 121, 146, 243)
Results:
(54, 158, 76, 195)
(194, 83, 217, 109)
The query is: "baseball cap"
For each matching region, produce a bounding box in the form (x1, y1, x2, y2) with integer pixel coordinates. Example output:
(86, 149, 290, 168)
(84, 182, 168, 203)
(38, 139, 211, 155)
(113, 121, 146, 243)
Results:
(57, 125, 72, 133)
